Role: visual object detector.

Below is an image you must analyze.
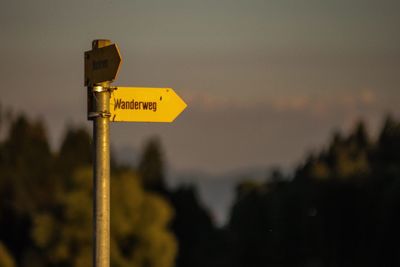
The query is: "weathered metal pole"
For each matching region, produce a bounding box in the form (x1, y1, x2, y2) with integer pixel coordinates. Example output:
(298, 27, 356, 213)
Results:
(92, 39, 111, 267)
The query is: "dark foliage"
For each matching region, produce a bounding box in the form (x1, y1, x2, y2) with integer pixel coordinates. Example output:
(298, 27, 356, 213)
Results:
(1, 110, 400, 267)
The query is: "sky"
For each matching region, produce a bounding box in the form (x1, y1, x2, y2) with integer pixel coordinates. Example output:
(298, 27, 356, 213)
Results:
(1, 0, 400, 177)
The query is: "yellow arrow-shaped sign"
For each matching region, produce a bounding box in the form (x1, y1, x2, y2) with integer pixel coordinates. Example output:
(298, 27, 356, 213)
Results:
(110, 87, 187, 122)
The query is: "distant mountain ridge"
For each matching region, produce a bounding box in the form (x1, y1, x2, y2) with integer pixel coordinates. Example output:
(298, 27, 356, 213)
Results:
(167, 166, 288, 226)
(114, 144, 288, 226)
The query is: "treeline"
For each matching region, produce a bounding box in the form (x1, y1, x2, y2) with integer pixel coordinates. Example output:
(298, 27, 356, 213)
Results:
(165, 117, 400, 267)
(1, 109, 400, 267)
(220, 118, 400, 267)
(0, 114, 178, 267)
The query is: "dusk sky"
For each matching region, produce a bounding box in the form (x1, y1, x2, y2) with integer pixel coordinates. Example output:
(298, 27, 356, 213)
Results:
(1, 0, 399, 175)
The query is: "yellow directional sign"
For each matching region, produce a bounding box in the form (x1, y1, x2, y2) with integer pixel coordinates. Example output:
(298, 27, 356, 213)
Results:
(110, 87, 187, 122)
(84, 43, 122, 86)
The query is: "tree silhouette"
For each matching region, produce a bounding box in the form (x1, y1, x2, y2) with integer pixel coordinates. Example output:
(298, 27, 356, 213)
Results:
(56, 126, 92, 179)
(138, 137, 167, 195)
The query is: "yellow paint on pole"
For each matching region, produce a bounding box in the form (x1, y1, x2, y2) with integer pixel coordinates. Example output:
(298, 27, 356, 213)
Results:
(110, 87, 187, 122)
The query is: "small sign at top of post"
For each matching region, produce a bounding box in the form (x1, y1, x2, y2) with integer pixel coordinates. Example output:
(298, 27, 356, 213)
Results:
(84, 43, 122, 86)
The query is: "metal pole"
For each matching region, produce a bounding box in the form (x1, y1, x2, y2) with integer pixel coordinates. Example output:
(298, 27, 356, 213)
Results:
(92, 39, 111, 267)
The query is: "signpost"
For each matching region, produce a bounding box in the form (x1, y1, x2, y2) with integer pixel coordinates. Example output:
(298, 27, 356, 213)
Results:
(85, 39, 186, 267)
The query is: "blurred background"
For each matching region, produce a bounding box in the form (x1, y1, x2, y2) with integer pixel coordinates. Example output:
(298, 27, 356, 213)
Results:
(1, 0, 400, 266)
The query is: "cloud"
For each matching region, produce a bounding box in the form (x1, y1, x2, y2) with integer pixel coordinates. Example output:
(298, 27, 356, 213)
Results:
(360, 90, 376, 105)
(271, 95, 311, 112)
(184, 89, 380, 116)
(182, 91, 242, 111)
